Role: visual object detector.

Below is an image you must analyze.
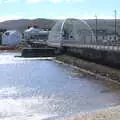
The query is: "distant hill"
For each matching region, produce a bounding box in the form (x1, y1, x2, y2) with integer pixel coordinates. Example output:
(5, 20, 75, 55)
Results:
(86, 19, 120, 33)
(0, 18, 120, 33)
(0, 18, 56, 32)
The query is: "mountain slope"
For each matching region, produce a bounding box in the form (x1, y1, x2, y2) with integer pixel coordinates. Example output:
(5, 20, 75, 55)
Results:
(0, 18, 56, 32)
(0, 18, 120, 33)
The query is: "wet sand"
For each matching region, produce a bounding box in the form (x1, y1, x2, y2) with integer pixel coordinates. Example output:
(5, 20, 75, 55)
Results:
(60, 105, 120, 120)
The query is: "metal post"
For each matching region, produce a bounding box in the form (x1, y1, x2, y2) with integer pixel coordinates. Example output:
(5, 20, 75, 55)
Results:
(114, 10, 117, 41)
(95, 15, 98, 49)
(95, 15, 98, 43)
(114, 10, 118, 51)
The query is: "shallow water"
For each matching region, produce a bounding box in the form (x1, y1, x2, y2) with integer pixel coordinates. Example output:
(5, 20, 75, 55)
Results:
(0, 52, 120, 120)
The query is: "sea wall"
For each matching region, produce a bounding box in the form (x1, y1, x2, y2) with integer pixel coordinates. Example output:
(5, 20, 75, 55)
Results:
(56, 55, 120, 84)
(56, 55, 120, 120)
(21, 48, 55, 57)
(64, 47, 120, 68)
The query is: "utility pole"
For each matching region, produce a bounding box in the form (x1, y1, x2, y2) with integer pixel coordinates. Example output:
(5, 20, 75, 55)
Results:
(95, 15, 98, 43)
(114, 10, 117, 41)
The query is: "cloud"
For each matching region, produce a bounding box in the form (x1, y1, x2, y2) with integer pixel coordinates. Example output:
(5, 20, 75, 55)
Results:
(0, 15, 22, 22)
(0, 0, 83, 4)
(26, 0, 42, 3)
(0, 0, 19, 4)
(4, 0, 18, 2)
(26, 0, 83, 3)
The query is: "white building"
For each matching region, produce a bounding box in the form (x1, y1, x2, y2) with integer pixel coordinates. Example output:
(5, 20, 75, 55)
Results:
(2, 30, 22, 47)
(106, 33, 120, 41)
(24, 27, 49, 40)
(93, 29, 120, 45)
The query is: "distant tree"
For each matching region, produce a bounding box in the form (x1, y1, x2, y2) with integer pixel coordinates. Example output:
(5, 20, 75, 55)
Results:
(27, 25, 38, 29)
(0, 29, 7, 33)
(3, 29, 7, 32)
(33, 25, 38, 28)
(48, 28, 51, 31)
(27, 26, 32, 29)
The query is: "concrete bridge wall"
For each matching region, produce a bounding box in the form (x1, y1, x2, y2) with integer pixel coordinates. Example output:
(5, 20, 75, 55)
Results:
(63, 46, 120, 68)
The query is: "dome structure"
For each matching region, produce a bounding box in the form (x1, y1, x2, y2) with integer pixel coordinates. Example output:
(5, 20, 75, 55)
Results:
(48, 20, 65, 47)
(48, 18, 96, 48)
(2, 30, 22, 46)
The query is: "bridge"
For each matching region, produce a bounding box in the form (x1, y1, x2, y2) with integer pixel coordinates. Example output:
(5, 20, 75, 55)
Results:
(21, 18, 120, 67)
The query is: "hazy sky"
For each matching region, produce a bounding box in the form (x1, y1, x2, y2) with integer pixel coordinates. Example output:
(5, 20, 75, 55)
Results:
(0, 0, 119, 22)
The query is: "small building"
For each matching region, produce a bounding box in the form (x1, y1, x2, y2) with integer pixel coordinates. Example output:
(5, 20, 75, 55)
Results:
(24, 27, 49, 40)
(92, 29, 120, 45)
(106, 32, 120, 41)
(2, 30, 22, 47)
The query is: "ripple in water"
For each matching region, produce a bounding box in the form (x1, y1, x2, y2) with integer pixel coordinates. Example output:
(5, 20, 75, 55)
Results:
(0, 52, 120, 120)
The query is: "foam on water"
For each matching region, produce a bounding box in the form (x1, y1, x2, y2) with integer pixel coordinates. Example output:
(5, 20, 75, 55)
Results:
(1, 52, 120, 120)
(0, 54, 56, 119)
(0, 87, 18, 97)
(0, 52, 53, 64)
(0, 87, 58, 120)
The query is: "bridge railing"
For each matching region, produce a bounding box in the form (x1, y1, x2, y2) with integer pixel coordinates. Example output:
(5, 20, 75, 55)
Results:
(62, 39, 120, 51)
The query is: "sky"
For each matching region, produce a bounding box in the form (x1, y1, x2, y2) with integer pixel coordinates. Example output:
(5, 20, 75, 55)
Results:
(0, 0, 119, 22)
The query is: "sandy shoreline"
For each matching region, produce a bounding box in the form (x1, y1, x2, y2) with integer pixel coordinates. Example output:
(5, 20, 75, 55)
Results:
(55, 55, 120, 120)
(60, 105, 120, 120)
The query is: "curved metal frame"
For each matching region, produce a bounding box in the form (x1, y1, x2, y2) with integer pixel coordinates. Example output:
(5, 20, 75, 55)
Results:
(48, 18, 96, 48)
(60, 18, 96, 44)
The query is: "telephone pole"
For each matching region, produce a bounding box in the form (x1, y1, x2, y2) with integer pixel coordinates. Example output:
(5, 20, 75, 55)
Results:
(95, 15, 98, 43)
(114, 10, 117, 41)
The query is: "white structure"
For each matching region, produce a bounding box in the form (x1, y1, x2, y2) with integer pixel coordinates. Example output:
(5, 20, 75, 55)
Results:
(24, 27, 49, 40)
(2, 30, 22, 46)
(107, 33, 119, 41)
(24, 27, 40, 40)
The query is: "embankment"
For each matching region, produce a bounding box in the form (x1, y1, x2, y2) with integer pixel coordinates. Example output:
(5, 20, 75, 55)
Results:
(56, 55, 120, 120)
(56, 54, 120, 84)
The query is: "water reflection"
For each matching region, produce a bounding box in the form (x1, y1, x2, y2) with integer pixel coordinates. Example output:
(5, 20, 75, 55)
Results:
(0, 52, 120, 120)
